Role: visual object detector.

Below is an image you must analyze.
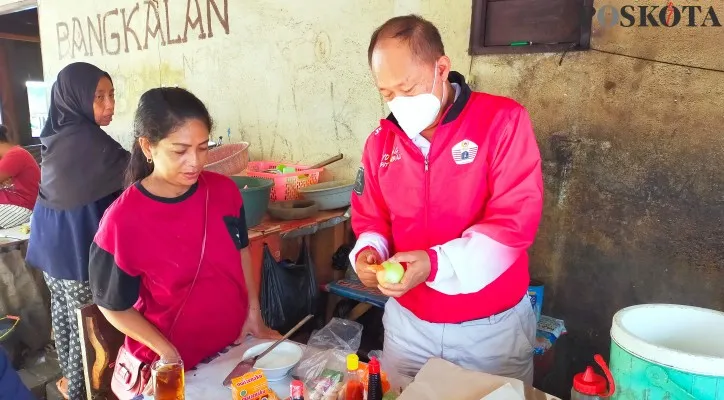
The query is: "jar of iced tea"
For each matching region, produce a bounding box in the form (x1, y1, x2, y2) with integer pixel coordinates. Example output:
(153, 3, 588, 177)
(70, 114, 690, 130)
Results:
(152, 359, 185, 400)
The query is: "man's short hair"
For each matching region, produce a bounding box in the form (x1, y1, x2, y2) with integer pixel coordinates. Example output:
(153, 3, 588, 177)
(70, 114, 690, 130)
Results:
(368, 14, 445, 66)
(0, 125, 8, 143)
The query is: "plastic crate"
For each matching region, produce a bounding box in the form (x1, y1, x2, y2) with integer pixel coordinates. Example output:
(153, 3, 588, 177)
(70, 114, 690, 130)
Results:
(246, 161, 323, 201)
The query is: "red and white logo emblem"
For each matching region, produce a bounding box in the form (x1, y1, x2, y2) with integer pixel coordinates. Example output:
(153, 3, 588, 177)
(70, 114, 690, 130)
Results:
(452, 140, 478, 165)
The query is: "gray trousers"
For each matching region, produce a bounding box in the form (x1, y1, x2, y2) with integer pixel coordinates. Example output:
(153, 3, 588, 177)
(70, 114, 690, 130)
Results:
(382, 295, 536, 386)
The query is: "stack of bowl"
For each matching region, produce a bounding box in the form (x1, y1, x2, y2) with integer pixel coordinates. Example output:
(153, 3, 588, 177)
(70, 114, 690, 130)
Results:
(298, 180, 355, 210)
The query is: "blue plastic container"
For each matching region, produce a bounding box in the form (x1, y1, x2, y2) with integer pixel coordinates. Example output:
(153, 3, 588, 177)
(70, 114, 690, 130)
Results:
(609, 304, 724, 400)
(527, 280, 544, 322)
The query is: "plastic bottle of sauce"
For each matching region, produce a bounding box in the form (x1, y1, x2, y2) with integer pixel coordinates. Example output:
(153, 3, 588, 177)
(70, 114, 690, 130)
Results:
(345, 354, 364, 400)
(290, 379, 305, 400)
(571, 354, 616, 400)
(367, 356, 384, 400)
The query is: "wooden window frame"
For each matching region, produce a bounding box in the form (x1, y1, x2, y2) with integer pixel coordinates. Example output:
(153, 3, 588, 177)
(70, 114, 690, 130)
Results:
(469, 0, 594, 55)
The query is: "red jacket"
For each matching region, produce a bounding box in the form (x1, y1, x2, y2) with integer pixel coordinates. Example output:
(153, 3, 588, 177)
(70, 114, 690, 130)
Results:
(350, 72, 543, 323)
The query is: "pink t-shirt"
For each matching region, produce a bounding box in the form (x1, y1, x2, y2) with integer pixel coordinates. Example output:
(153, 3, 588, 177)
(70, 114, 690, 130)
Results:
(91, 171, 249, 368)
(0, 147, 40, 210)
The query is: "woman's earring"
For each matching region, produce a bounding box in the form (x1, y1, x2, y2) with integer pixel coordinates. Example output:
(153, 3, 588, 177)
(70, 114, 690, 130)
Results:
(147, 158, 153, 164)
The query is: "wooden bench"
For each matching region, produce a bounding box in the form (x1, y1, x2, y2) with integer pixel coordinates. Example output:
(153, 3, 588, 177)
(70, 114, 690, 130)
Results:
(76, 304, 124, 400)
(323, 278, 388, 322)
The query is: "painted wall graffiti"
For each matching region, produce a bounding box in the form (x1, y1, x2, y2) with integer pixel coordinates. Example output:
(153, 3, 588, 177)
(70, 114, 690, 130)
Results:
(54, 0, 229, 60)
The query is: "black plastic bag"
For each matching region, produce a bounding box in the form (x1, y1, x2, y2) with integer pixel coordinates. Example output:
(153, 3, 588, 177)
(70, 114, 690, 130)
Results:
(331, 244, 353, 271)
(260, 238, 318, 334)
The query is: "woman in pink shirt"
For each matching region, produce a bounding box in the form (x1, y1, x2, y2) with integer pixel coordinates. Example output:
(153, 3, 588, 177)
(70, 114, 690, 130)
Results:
(0, 124, 40, 228)
(89, 87, 281, 398)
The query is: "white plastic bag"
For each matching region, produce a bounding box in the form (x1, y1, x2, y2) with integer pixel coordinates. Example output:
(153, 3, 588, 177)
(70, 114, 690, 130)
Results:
(293, 319, 364, 400)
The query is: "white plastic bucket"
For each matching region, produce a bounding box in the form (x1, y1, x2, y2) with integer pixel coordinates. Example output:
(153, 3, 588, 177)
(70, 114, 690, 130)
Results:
(610, 304, 724, 399)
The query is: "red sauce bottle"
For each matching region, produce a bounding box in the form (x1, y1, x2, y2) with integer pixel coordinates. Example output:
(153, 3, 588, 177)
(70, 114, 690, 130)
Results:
(367, 357, 384, 400)
(290, 379, 304, 400)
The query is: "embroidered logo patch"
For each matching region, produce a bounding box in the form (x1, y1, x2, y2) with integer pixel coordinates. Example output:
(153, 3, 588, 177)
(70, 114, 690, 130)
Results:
(379, 146, 402, 169)
(353, 166, 365, 195)
(451, 140, 478, 165)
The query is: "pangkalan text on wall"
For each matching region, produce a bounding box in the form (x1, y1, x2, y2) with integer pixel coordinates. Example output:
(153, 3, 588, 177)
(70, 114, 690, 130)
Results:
(55, 0, 229, 60)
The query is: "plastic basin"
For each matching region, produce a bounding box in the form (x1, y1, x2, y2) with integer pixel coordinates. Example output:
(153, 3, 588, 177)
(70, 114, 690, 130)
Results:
(230, 176, 273, 228)
(298, 180, 354, 210)
(204, 142, 250, 176)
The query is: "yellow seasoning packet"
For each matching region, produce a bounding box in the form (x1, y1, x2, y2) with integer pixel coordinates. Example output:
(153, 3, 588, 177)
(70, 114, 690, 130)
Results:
(231, 370, 279, 400)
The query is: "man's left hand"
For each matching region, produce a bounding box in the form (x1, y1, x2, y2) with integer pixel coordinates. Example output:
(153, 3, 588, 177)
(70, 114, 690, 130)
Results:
(378, 250, 431, 298)
(236, 308, 283, 344)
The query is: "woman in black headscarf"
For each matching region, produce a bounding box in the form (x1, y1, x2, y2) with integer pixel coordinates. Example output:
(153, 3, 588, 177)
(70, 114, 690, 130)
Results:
(26, 62, 129, 400)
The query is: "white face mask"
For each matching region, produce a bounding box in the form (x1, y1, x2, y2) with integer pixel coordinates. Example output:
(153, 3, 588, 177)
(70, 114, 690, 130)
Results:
(386, 64, 445, 139)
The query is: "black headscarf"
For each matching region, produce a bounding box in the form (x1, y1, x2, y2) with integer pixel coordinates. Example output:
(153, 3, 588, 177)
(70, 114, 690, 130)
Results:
(38, 62, 130, 210)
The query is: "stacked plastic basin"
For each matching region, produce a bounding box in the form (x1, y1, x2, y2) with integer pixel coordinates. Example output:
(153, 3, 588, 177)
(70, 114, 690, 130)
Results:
(230, 176, 273, 228)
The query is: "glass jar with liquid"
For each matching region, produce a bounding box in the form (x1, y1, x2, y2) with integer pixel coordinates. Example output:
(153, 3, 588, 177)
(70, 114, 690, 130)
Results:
(152, 359, 185, 400)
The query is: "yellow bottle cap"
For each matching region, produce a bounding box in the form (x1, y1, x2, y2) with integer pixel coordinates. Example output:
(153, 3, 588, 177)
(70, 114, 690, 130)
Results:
(347, 353, 359, 370)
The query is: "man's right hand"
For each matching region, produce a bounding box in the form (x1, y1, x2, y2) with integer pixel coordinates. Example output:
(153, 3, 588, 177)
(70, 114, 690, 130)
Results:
(355, 247, 381, 288)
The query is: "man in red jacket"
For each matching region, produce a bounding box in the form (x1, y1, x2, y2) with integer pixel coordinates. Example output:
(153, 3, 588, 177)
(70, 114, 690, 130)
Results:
(349, 15, 544, 384)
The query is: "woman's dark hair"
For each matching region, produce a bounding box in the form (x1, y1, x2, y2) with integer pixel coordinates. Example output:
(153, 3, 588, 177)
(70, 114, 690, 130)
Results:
(0, 125, 8, 143)
(125, 87, 213, 186)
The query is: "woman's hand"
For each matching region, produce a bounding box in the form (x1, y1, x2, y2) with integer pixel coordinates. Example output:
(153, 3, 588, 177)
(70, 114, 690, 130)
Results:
(157, 345, 182, 363)
(96, 307, 181, 397)
(235, 308, 282, 344)
(143, 345, 181, 395)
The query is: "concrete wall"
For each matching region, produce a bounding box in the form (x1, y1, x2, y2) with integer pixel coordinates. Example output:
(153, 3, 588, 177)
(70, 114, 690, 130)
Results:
(476, 0, 724, 361)
(36, 0, 723, 376)
(36, 0, 474, 176)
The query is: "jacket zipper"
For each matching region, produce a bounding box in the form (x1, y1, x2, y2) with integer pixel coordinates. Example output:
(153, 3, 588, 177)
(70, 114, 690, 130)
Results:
(424, 154, 430, 248)
(393, 121, 433, 249)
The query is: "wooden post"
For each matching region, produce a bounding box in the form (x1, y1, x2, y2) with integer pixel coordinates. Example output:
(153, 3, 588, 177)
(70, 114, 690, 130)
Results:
(310, 223, 346, 286)
(0, 40, 19, 143)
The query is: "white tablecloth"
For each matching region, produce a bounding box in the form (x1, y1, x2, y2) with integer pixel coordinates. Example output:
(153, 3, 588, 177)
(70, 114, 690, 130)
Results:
(143, 338, 299, 399)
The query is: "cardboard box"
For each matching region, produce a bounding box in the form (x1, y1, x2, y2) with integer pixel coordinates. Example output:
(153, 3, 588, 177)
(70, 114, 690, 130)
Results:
(397, 358, 560, 400)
